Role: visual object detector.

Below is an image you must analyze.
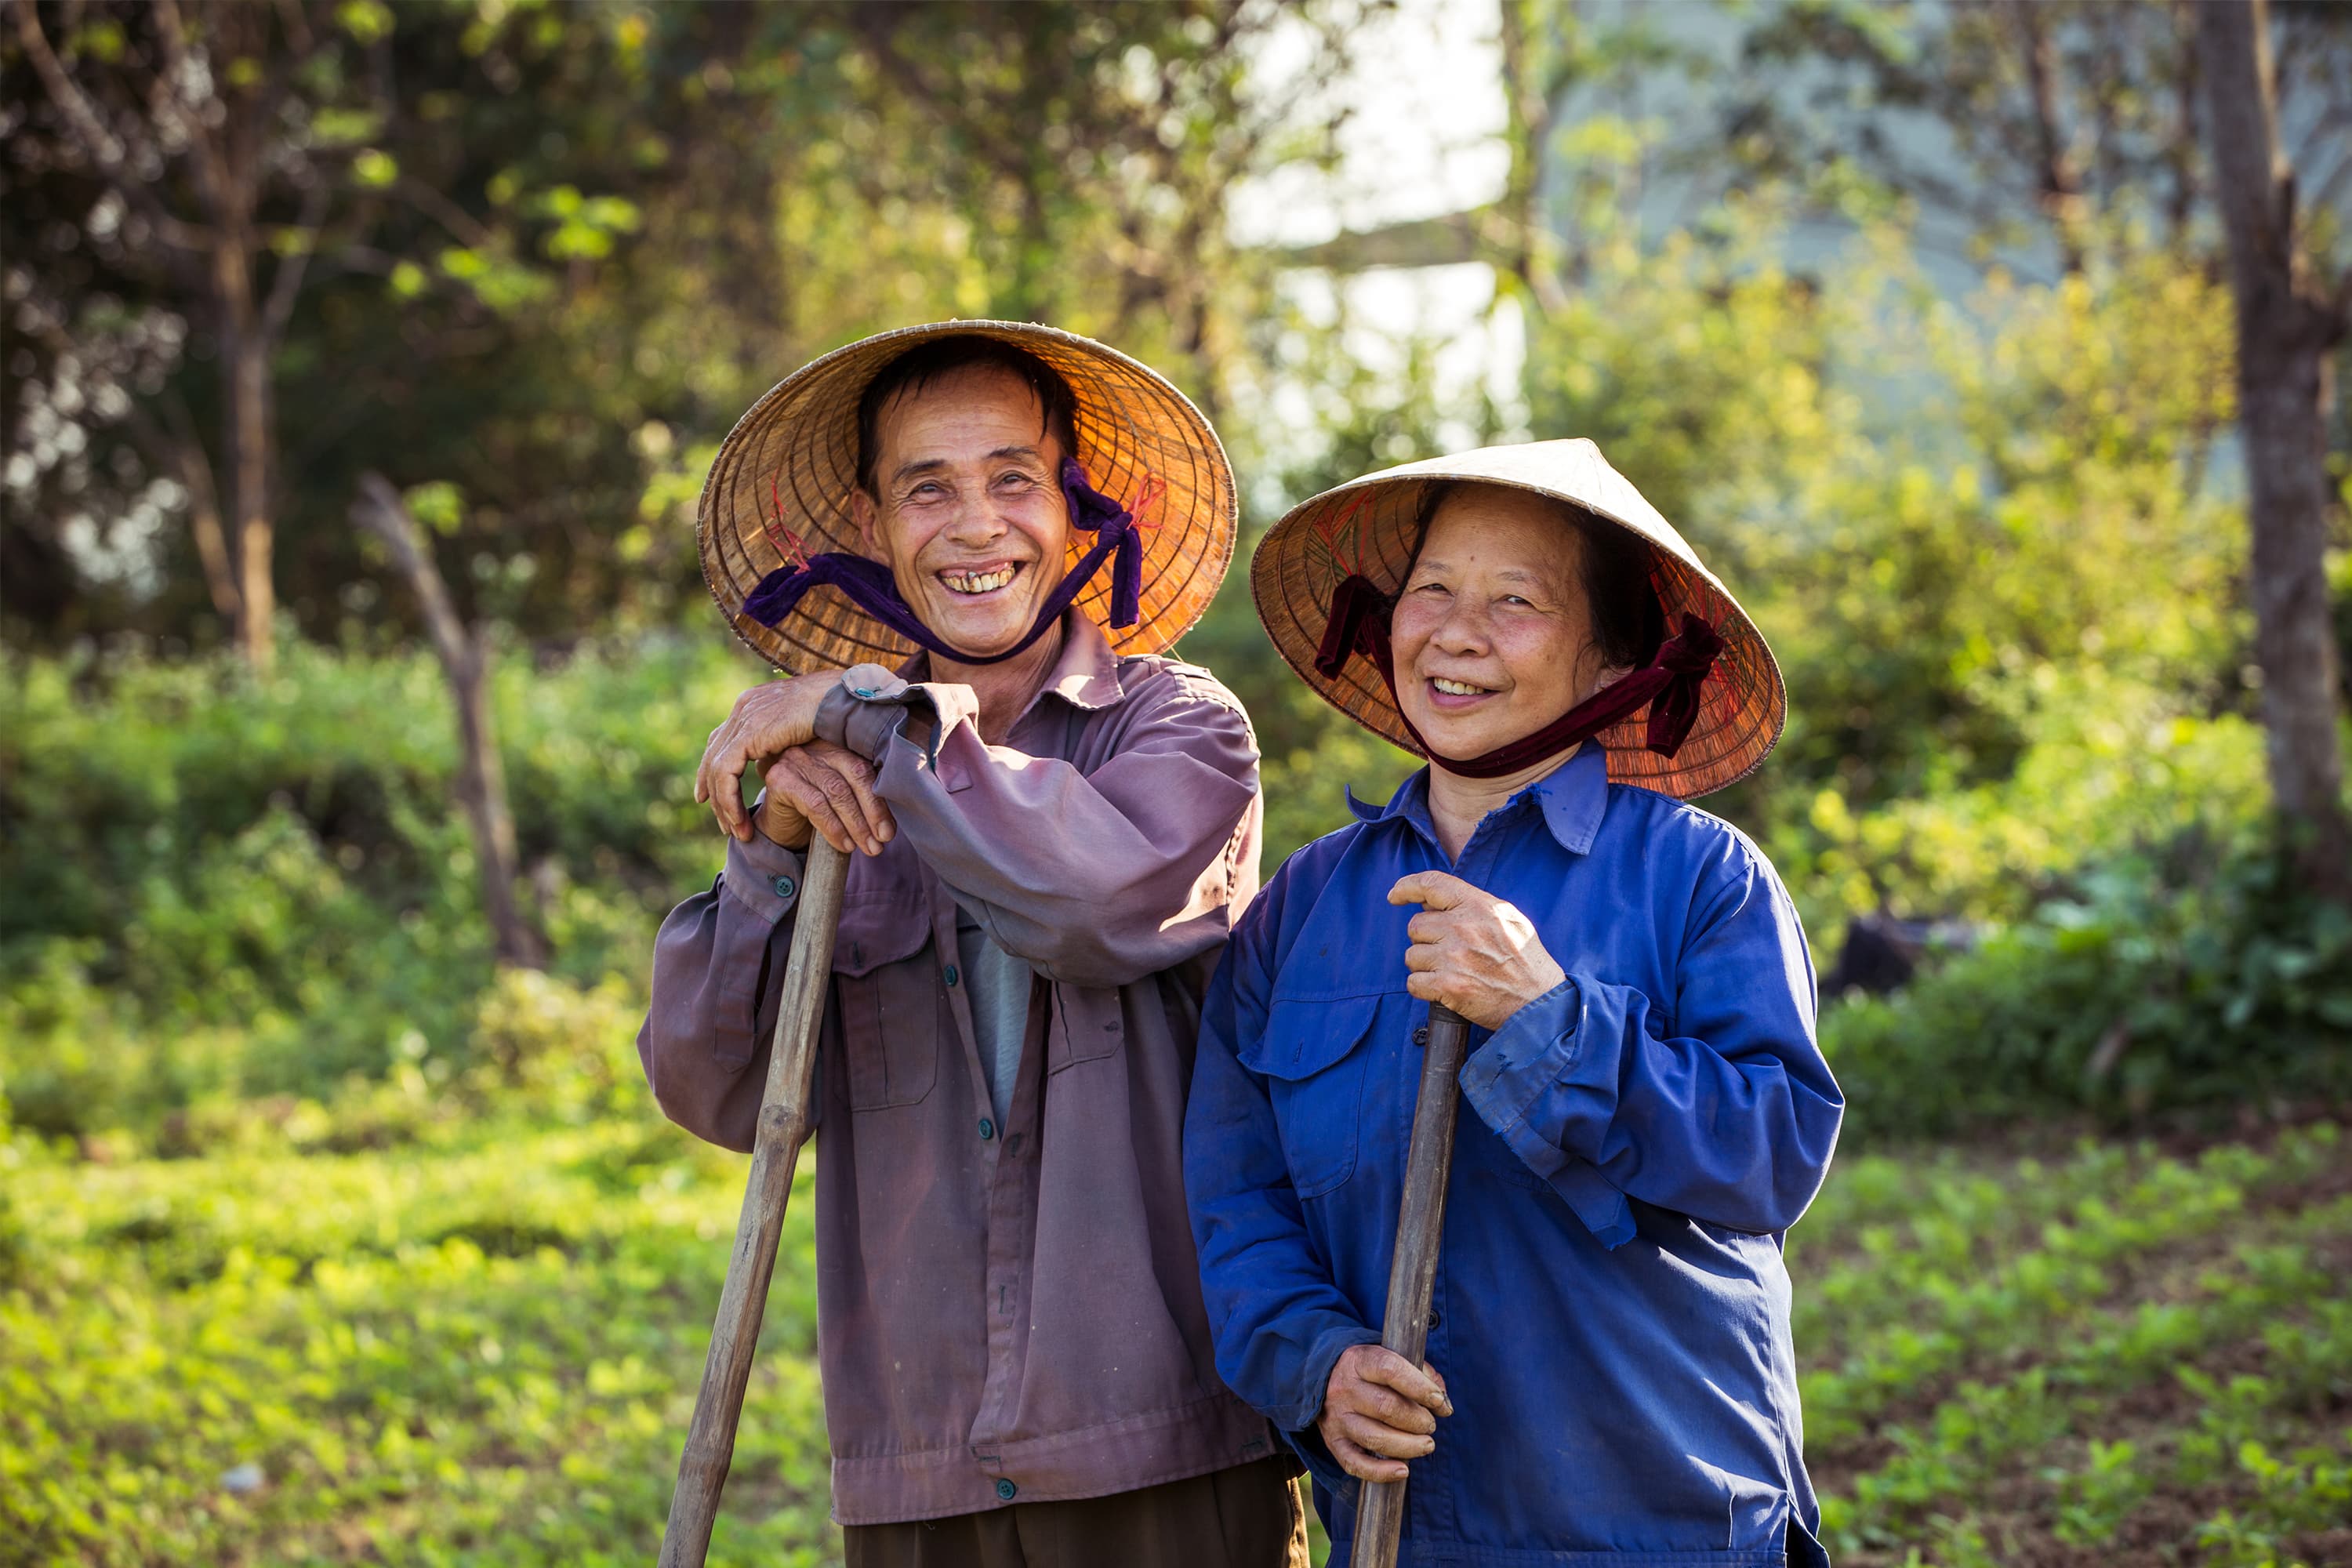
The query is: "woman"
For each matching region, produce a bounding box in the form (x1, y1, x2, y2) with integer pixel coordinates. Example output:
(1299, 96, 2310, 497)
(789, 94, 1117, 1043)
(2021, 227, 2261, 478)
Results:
(1185, 439, 1840, 1565)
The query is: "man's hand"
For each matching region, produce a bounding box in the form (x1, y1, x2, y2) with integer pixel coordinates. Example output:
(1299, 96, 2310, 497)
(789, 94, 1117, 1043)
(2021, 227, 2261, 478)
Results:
(756, 742, 896, 858)
(1389, 870, 1565, 1030)
(1318, 1344, 1452, 1483)
(695, 674, 839, 840)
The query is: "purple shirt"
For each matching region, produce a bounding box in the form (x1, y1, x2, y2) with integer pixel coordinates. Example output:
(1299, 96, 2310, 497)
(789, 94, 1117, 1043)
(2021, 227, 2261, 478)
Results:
(639, 612, 1272, 1524)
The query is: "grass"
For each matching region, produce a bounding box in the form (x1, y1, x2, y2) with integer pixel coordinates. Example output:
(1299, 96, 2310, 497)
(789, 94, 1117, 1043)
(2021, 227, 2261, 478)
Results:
(5, 1087, 2347, 1566)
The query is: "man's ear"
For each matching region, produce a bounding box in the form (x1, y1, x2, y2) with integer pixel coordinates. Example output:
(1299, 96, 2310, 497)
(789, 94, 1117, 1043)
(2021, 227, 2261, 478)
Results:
(849, 488, 885, 561)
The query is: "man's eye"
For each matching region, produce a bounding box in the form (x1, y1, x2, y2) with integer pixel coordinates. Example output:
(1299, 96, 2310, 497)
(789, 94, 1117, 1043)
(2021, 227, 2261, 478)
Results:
(995, 471, 1038, 488)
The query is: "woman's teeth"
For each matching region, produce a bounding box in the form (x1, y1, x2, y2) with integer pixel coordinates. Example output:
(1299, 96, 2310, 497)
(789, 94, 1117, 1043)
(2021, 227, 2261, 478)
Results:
(1431, 677, 1488, 696)
(942, 566, 1017, 595)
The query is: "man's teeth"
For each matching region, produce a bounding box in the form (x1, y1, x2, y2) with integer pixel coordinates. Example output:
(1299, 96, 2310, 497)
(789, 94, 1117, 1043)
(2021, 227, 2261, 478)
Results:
(1432, 677, 1487, 695)
(943, 567, 1016, 595)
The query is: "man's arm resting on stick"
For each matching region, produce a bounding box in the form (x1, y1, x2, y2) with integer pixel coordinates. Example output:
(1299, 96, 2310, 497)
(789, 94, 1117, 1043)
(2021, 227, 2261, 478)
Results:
(813, 666, 1259, 989)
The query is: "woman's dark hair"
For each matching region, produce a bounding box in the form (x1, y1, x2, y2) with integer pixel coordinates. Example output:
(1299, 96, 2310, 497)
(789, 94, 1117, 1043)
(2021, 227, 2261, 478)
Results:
(1406, 481, 1666, 670)
(855, 336, 1082, 495)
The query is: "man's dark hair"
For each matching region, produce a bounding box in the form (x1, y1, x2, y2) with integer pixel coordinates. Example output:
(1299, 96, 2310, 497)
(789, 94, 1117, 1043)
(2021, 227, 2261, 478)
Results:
(855, 336, 1083, 495)
(1408, 481, 1666, 671)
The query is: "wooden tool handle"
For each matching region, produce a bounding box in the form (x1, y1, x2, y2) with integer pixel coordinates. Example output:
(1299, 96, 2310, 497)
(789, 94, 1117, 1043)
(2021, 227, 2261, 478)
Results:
(659, 836, 851, 1567)
(1350, 1002, 1471, 1568)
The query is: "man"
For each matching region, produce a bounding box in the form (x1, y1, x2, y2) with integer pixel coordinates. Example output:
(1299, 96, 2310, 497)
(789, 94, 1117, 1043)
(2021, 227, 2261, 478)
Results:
(1186, 441, 1841, 1565)
(641, 324, 1303, 1566)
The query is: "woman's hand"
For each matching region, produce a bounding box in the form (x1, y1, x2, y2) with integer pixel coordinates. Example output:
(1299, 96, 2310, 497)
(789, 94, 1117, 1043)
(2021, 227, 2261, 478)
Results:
(755, 742, 895, 858)
(695, 673, 839, 840)
(1317, 1344, 1452, 1483)
(1389, 870, 1566, 1030)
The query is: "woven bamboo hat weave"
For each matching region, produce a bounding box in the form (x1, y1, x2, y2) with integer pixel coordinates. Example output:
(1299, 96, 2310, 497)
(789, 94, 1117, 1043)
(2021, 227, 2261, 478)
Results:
(698, 321, 1236, 673)
(1252, 438, 1784, 798)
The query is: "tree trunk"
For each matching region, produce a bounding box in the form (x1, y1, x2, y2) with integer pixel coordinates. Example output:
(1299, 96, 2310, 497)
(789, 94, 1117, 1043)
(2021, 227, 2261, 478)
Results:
(2198, 0, 2352, 906)
(350, 474, 547, 970)
(223, 297, 276, 673)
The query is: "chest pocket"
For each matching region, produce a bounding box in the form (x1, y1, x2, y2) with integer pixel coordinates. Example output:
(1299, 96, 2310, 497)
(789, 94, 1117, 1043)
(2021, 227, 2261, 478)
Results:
(1238, 993, 1382, 1200)
(832, 891, 941, 1112)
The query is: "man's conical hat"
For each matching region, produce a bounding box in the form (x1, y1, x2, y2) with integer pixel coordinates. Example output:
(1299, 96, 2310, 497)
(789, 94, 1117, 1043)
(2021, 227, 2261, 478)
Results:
(698, 321, 1236, 674)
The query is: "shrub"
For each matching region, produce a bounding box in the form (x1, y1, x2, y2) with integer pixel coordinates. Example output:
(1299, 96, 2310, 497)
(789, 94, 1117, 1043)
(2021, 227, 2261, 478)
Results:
(1823, 840, 2352, 1141)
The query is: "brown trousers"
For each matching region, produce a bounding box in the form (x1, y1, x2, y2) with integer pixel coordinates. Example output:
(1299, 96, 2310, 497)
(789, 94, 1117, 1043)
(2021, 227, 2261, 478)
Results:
(841, 1457, 1310, 1568)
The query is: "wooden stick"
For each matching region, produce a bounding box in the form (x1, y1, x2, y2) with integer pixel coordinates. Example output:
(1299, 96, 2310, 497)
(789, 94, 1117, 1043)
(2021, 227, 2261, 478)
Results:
(660, 836, 851, 1567)
(1350, 1003, 1470, 1568)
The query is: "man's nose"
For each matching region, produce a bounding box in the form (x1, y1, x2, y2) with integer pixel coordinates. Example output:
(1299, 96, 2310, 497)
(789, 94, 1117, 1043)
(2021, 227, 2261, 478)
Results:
(941, 495, 1010, 546)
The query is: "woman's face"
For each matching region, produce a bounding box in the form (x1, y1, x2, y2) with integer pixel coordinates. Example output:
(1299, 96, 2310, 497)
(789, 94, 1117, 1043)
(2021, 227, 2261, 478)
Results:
(1389, 485, 1616, 760)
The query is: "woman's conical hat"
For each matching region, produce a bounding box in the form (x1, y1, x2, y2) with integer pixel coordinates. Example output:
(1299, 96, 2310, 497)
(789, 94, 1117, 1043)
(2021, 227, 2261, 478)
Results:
(1252, 438, 1784, 798)
(699, 321, 1237, 673)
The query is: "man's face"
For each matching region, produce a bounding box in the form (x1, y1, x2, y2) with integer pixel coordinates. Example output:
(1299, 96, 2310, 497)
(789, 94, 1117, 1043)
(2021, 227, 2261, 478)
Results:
(1388, 485, 1617, 760)
(851, 365, 1073, 661)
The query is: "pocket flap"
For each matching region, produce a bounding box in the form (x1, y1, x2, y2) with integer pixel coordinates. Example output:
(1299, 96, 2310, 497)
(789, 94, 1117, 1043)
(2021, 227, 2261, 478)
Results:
(831, 890, 931, 978)
(1240, 992, 1384, 1080)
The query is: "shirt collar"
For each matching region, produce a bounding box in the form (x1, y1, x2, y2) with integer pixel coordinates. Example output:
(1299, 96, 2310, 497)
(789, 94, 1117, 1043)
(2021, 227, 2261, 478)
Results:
(1347, 742, 1609, 856)
(895, 609, 1127, 717)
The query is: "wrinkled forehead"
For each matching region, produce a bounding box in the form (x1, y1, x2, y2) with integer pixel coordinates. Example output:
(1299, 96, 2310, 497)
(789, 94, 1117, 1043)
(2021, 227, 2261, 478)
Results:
(1415, 481, 1589, 591)
(873, 364, 1058, 453)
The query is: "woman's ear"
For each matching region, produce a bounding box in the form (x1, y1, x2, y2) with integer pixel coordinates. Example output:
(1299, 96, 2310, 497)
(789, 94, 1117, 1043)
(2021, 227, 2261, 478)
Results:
(1584, 659, 1637, 703)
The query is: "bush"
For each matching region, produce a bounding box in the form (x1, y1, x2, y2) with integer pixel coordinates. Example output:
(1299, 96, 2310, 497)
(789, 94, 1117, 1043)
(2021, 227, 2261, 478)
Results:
(1823, 840, 2352, 1140)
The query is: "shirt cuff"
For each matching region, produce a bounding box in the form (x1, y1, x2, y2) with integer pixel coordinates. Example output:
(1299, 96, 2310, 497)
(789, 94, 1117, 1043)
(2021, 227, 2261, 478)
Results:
(1458, 978, 1636, 1249)
(721, 822, 807, 926)
(817, 663, 982, 767)
(1278, 1320, 1380, 1499)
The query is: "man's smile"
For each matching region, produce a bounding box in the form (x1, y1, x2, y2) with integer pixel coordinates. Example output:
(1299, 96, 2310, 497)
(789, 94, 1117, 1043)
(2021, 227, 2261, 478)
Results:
(938, 562, 1023, 597)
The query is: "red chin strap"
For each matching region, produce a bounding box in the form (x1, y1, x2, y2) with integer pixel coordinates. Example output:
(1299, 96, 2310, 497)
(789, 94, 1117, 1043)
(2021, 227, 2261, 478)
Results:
(1313, 574, 1722, 779)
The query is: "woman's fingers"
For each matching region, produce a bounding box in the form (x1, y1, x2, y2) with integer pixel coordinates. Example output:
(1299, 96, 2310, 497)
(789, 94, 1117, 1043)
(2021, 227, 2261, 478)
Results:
(1327, 1432, 1409, 1484)
(1335, 1409, 1436, 1460)
(1363, 1347, 1454, 1414)
(1352, 1382, 1436, 1435)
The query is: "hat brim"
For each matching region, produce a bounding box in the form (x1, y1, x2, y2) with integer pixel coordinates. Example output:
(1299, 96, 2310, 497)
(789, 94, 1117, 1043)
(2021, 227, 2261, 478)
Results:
(1250, 440, 1785, 799)
(699, 321, 1236, 674)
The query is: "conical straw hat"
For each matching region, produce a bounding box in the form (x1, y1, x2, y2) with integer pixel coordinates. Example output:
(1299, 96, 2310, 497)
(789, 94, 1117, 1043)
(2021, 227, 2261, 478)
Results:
(1252, 438, 1784, 798)
(699, 321, 1236, 674)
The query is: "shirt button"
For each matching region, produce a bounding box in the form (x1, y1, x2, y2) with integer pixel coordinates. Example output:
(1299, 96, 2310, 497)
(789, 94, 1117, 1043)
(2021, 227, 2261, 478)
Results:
(1427, 1307, 1442, 1330)
(978, 1118, 995, 1142)
(771, 874, 797, 899)
(995, 1478, 1017, 1501)
(1413, 1025, 1430, 1047)
(944, 964, 960, 988)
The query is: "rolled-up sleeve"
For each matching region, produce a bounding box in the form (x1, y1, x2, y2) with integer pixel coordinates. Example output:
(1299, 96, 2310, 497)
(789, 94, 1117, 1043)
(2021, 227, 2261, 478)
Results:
(1185, 877, 1377, 1490)
(637, 826, 806, 1152)
(818, 663, 1258, 989)
(1458, 843, 1842, 1236)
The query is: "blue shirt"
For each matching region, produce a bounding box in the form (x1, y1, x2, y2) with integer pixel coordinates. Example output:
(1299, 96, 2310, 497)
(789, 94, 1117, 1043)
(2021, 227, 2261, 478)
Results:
(1183, 744, 1842, 1566)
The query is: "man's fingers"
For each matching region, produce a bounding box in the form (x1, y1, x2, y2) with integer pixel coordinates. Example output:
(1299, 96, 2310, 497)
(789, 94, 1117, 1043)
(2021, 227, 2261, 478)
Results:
(1403, 942, 1439, 972)
(1405, 972, 1443, 1002)
(1406, 911, 1448, 944)
(1389, 870, 1469, 910)
(1327, 1432, 1409, 1485)
(781, 754, 862, 855)
(1423, 1361, 1451, 1407)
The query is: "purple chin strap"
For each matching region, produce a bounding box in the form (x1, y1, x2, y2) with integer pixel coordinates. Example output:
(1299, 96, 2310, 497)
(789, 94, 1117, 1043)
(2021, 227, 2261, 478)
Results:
(739, 457, 1148, 666)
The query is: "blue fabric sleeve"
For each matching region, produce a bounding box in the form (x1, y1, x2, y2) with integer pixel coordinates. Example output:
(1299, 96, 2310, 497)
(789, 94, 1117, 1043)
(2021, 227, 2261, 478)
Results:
(1183, 879, 1381, 1441)
(1457, 842, 1842, 1236)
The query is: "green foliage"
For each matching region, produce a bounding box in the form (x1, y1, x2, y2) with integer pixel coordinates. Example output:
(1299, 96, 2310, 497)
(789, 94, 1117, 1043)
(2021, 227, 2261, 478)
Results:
(1822, 843, 2352, 1141)
(0, 636, 753, 1138)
